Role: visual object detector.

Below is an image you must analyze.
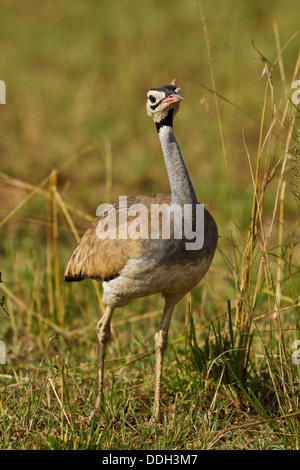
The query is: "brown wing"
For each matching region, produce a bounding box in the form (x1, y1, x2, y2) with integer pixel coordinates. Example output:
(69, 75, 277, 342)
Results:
(64, 194, 171, 282)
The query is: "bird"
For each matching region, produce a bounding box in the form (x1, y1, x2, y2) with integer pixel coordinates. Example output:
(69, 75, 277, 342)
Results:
(64, 84, 218, 422)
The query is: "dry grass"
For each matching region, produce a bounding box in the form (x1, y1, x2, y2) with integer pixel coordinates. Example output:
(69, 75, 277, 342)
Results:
(0, 1, 299, 450)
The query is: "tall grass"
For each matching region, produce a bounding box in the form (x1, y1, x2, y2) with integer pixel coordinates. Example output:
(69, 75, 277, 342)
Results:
(0, 2, 299, 450)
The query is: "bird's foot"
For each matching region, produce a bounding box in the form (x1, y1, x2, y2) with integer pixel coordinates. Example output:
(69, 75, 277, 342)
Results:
(152, 403, 163, 425)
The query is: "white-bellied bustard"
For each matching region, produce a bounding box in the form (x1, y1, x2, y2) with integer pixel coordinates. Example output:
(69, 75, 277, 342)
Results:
(64, 85, 218, 422)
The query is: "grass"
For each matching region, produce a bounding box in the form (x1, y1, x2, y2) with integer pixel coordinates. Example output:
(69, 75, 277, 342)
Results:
(0, 0, 300, 450)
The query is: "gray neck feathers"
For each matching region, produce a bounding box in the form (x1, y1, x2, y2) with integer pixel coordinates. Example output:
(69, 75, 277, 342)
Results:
(158, 125, 197, 206)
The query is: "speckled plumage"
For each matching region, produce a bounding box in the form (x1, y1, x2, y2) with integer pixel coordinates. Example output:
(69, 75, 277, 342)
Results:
(64, 85, 218, 421)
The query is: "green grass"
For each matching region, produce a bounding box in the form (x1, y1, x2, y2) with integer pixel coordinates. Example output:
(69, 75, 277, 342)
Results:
(0, 0, 300, 450)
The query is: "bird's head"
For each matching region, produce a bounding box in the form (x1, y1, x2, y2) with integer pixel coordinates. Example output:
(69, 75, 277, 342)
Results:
(146, 85, 183, 127)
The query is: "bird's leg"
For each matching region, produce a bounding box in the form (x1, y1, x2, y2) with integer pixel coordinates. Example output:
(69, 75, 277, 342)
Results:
(89, 305, 114, 420)
(153, 302, 175, 422)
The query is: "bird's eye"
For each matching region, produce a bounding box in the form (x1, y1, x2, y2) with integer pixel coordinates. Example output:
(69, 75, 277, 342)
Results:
(149, 95, 156, 103)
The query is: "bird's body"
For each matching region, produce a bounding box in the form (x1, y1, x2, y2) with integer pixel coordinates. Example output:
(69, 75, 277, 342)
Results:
(65, 85, 218, 421)
(65, 193, 217, 307)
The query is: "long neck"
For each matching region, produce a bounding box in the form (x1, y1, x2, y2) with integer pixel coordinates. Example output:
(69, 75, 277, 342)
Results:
(156, 119, 197, 206)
